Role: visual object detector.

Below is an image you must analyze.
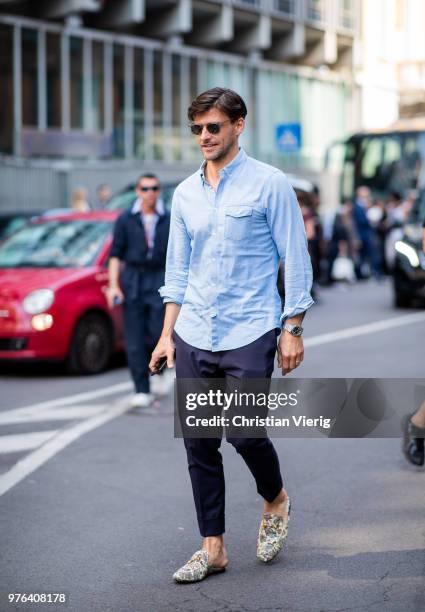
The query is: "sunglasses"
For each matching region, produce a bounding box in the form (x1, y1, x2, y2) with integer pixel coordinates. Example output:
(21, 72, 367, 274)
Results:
(189, 120, 231, 136)
(138, 186, 160, 192)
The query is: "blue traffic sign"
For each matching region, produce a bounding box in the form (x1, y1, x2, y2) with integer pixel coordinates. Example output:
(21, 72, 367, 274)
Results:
(275, 123, 302, 153)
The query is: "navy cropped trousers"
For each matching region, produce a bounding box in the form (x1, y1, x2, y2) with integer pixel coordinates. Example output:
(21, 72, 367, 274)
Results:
(174, 329, 284, 537)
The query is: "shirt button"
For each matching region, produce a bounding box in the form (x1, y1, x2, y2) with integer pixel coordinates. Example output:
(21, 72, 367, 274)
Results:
(210, 311, 217, 318)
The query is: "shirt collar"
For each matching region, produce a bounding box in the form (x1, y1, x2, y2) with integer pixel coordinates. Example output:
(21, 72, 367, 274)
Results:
(131, 198, 141, 214)
(199, 147, 247, 184)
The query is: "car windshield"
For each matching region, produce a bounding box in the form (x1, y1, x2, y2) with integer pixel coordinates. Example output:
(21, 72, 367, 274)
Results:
(0, 219, 112, 268)
(107, 189, 136, 211)
(0, 215, 38, 242)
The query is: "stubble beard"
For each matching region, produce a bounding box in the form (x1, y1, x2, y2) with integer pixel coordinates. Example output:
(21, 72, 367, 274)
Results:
(203, 138, 234, 163)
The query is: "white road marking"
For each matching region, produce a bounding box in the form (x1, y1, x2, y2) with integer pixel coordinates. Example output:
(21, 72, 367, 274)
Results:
(0, 381, 132, 420)
(0, 430, 59, 454)
(1, 310, 424, 496)
(304, 311, 425, 348)
(0, 399, 131, 497)
(0, 404, 109, 425)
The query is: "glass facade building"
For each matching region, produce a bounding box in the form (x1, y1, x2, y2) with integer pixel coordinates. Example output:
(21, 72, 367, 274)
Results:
(0, 13, 352, 171)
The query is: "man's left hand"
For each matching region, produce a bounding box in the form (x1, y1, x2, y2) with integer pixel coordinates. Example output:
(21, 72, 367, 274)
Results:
(277, 332, 304, 375)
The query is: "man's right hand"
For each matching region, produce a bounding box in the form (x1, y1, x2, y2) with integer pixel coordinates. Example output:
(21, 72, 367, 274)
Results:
(149, 334, 176, 373)
(106, 285, 124, 309)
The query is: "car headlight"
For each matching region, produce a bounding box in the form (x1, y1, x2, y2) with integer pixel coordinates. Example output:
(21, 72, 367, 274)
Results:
(22, 289, 54, 314)
(31, 314, 54, 331)
(394, 241, 420, 268)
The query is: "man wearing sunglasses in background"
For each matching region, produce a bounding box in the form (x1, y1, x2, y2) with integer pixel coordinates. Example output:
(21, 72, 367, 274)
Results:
(107, 174, 170, 408)
(150, 88, 314, 582)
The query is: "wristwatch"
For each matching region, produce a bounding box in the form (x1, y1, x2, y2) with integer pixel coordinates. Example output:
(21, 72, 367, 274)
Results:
(283, 322, 304, 337)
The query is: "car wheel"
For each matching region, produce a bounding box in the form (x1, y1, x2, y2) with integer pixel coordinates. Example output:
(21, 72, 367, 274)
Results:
(394, 291, 411, 308)
(67, 313, 112, 375)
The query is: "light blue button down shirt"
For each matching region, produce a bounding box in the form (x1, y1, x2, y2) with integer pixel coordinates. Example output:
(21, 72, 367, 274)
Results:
(159, 148, 314, 351)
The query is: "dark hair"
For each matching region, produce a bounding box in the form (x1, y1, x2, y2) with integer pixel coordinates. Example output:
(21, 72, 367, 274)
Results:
(137, 173, 160, 185)
(389, 190, 402, 202)
(188, 88, 247, 123)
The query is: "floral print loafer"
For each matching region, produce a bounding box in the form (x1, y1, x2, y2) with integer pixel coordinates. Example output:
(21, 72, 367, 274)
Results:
(173, 549, 227, 583)
(257, 496, 291, 563)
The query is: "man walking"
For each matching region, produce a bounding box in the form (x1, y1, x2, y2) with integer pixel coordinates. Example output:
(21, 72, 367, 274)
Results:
(150, 88, 314, 581)
(108, 174, 170, 408)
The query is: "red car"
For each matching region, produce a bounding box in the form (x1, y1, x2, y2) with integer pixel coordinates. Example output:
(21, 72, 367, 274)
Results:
(0, 211, 124, 374)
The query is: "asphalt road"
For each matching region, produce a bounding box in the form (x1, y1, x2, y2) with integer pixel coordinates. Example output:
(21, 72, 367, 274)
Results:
(1, 278, 424, 612)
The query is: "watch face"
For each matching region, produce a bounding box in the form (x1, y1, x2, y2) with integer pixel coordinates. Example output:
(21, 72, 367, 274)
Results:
(292, 326, 303, 336)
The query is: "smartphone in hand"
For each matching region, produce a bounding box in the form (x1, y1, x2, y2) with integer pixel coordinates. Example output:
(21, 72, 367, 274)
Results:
(150, 356, 168, 376)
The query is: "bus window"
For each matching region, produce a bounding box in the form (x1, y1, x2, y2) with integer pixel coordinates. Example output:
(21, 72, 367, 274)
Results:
(339, 141, 356, 201)
(382, 136, 402, 193)
(402, 136, 422, 190)
(324, 121, 425, 205)
(359, 135, 403, 194)
(383, 137, 401, 165)
(360, 137, 382, 180)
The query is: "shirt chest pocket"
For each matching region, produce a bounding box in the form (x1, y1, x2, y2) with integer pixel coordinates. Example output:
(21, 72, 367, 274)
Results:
(224, 206, 253, 241)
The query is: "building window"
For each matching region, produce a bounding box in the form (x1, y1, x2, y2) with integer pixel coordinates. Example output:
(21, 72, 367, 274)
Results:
(306, 0, 324, 22)
(46, 32, 61, 128)
(273, 0, 295, 16)
(0, 24, 13, 152)
(113, 43, 125, 156)
(70, 36, 83, 129)
(134, 47, 145, 158)
(22, 28, 38, 127)
(92, 40, 104, 131)
(189, 56, 198, 103)
(152, 49, 163, 160)
(206, 59, 217, 87)
(234, 0, 260, 7)
(171, 54, 181, 161)
(340, 0, 354, 30)
(249, 67, 258, 156)
(185, 56, 199, 161)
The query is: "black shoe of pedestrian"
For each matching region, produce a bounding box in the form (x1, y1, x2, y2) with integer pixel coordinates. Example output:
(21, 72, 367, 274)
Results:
(401, 414, 425, 466)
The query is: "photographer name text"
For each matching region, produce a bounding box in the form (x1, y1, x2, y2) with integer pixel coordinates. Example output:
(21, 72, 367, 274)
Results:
(185, 415, 332, 429)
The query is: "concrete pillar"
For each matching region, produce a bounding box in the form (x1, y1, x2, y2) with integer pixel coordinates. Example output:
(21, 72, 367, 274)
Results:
(304, 30, 337, 66)
(98, 0, 145, 27)
(232, 14, 271, 54)
(188, 4, 233, 47)
(269, 23, 306, 60)
(147, 0, 192, 38)
(40, 0, 101, 19)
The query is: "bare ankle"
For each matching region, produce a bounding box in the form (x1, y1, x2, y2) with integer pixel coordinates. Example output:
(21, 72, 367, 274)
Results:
(275, 489, 287, 503)
(265, 488, 287, 508)
(203, 536, 224, 551)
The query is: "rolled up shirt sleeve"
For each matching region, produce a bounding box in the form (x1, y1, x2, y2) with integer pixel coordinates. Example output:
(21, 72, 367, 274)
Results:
(158, 188, 191, 305)
(265, 171, 315, 324)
